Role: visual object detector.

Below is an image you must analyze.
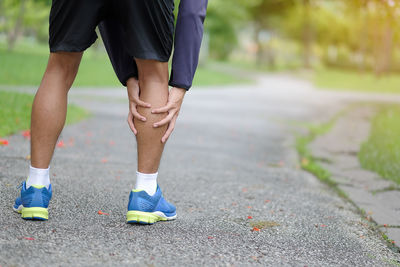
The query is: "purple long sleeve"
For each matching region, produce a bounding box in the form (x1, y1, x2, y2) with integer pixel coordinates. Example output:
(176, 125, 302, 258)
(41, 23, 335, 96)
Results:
(169, 0, 208, 90)
(99, 0, 208, 89)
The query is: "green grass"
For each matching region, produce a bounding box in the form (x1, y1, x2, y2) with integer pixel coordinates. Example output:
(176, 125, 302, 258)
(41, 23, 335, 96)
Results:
(295, 108, 351, 199)
(359, 105, 400, 185)
(0, 41, 245, 87)
(0, 91, 89, 138)
(313, 68, 400, 94)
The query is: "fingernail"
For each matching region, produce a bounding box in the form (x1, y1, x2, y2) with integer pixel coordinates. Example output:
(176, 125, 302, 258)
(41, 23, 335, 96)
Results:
(141, 118, 146, 121)
(153, 124, 158, 127)
(151, 111, 154, 113)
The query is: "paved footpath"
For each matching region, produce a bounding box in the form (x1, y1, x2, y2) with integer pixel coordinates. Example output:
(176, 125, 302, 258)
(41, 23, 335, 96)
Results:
(1, 75, 400, 266)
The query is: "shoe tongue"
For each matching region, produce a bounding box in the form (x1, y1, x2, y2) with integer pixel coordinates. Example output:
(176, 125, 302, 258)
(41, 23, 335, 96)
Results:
(31, 185, 46, 189)
(132, 189, 144, 193)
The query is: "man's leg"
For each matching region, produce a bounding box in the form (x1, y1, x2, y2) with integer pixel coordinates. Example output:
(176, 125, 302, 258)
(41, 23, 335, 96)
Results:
(28, 52, 82, 183)
(126, 59, 177, 224)
(134, 58, 169, 174)
(13, 52, 82, 220)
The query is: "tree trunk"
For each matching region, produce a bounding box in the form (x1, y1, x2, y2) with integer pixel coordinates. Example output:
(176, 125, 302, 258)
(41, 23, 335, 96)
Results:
(374, 16, 394, 76)
(302, 0, 312, 69)
(254, 23, 262, 67)
(7, 0, 27, 51)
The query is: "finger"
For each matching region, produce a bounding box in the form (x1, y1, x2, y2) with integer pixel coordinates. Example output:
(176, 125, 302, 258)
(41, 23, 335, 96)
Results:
(151, 103, 172, 114)
(127, 113, 137, 135)
(130, 102, 147, 122)
(153, 111, 175, 128)
(161, 115, 177, 143)
(133, 96, 151, 108)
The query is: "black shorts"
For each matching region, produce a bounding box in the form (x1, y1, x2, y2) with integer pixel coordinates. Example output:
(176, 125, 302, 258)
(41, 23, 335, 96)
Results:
(49, 0, 175, 62)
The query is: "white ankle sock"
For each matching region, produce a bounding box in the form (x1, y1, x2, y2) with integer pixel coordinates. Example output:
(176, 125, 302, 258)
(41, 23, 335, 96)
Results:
(26, 165, 50, 189)
(134, 171, 158, 196)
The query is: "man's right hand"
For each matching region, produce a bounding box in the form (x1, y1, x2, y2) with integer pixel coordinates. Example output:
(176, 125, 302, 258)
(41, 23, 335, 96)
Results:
(126, 77, 151, 135)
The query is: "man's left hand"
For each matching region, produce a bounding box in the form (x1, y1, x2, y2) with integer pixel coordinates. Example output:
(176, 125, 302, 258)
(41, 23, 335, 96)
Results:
(151, 87, 186, 143)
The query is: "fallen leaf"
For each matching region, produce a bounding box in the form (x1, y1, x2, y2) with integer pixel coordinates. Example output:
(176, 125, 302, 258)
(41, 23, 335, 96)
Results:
(56, 140, 65, 148)
(320, 224, 327, 227)
(247, 206, 252, 209)
(252, 227, 260, 232)
(0, 139, 9, 145)
(101, 158, 108, 163)
(383, 224, 388, 227)
(207, 236, 214, 239)
(247, 216, 253, 219)
(25, 154, 31, 160)
(264, 200, 271, 203)
(23, 237, 35, 240)
(301, 158, 309, 166)
(98, 210, 109, 216)
(250, 220, 280, 230)
(109, 140, 115, 146)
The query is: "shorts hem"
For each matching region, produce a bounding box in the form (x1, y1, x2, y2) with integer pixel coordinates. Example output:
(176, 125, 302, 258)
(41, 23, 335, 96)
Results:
(49, 36, 97, 53)
(131, 51, 170, 63)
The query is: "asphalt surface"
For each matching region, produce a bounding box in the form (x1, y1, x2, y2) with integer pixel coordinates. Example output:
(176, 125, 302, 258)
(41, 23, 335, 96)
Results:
(1, 75, 400, 266)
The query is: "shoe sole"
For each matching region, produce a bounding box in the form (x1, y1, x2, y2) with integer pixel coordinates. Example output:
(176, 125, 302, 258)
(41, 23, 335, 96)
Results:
(20, 207, 48, 221)
(126, 210, 176, 225)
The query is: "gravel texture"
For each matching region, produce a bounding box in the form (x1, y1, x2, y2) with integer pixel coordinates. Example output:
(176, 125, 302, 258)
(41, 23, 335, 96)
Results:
(1, 75, 400, 266)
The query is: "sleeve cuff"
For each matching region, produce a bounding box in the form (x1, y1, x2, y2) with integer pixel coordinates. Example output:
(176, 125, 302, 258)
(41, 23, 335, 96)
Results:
(168, 81, 191, 91)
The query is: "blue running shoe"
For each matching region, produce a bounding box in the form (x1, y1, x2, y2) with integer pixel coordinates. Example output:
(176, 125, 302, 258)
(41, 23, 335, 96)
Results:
(13, 181, 52, 220)
(126, 186, 176, 224)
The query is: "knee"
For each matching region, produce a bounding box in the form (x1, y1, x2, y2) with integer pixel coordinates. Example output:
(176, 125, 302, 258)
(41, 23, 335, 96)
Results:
(46, 52, 82, 87)
(136, 59, 169, 86)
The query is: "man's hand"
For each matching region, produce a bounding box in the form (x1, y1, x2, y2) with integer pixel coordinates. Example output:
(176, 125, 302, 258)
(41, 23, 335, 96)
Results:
(126, 77, 151, 135)
(152, 87, 186, 143)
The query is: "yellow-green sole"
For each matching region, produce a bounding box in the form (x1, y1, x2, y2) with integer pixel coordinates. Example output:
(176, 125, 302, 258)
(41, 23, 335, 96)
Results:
(21, 207, 48, 220)
(126, 210, 166, 225)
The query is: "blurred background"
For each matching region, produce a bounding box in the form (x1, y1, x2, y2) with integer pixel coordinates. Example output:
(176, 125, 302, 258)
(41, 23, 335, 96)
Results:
(1, 0, 400, 246)
(0, 0, 399, 90)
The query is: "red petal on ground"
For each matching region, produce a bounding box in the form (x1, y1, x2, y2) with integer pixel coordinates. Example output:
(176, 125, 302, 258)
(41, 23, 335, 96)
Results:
(252, 227, 260, 232)
(0, 139, 9, 145)
(109, 141, 115, 145)
(207, 236, 214, 239)
(247, 206, 252, 209)
(247, 216, 253, 219)
(320, 224, 327, 227)
(264, 200, 271, 203)
(22, 130, 31, 139)
(56, 140, 65, 147)
(98, 210, 109, 216)
(384, 224, 388, 227)
(23, 237, 35, 240)
(101, 158, 108, 163)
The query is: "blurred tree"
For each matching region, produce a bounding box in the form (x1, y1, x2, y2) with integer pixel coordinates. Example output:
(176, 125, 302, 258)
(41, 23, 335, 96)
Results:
(248, 0, 295, 68)
(1, 0, 50, 50)
(205, 0, 259, 60)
